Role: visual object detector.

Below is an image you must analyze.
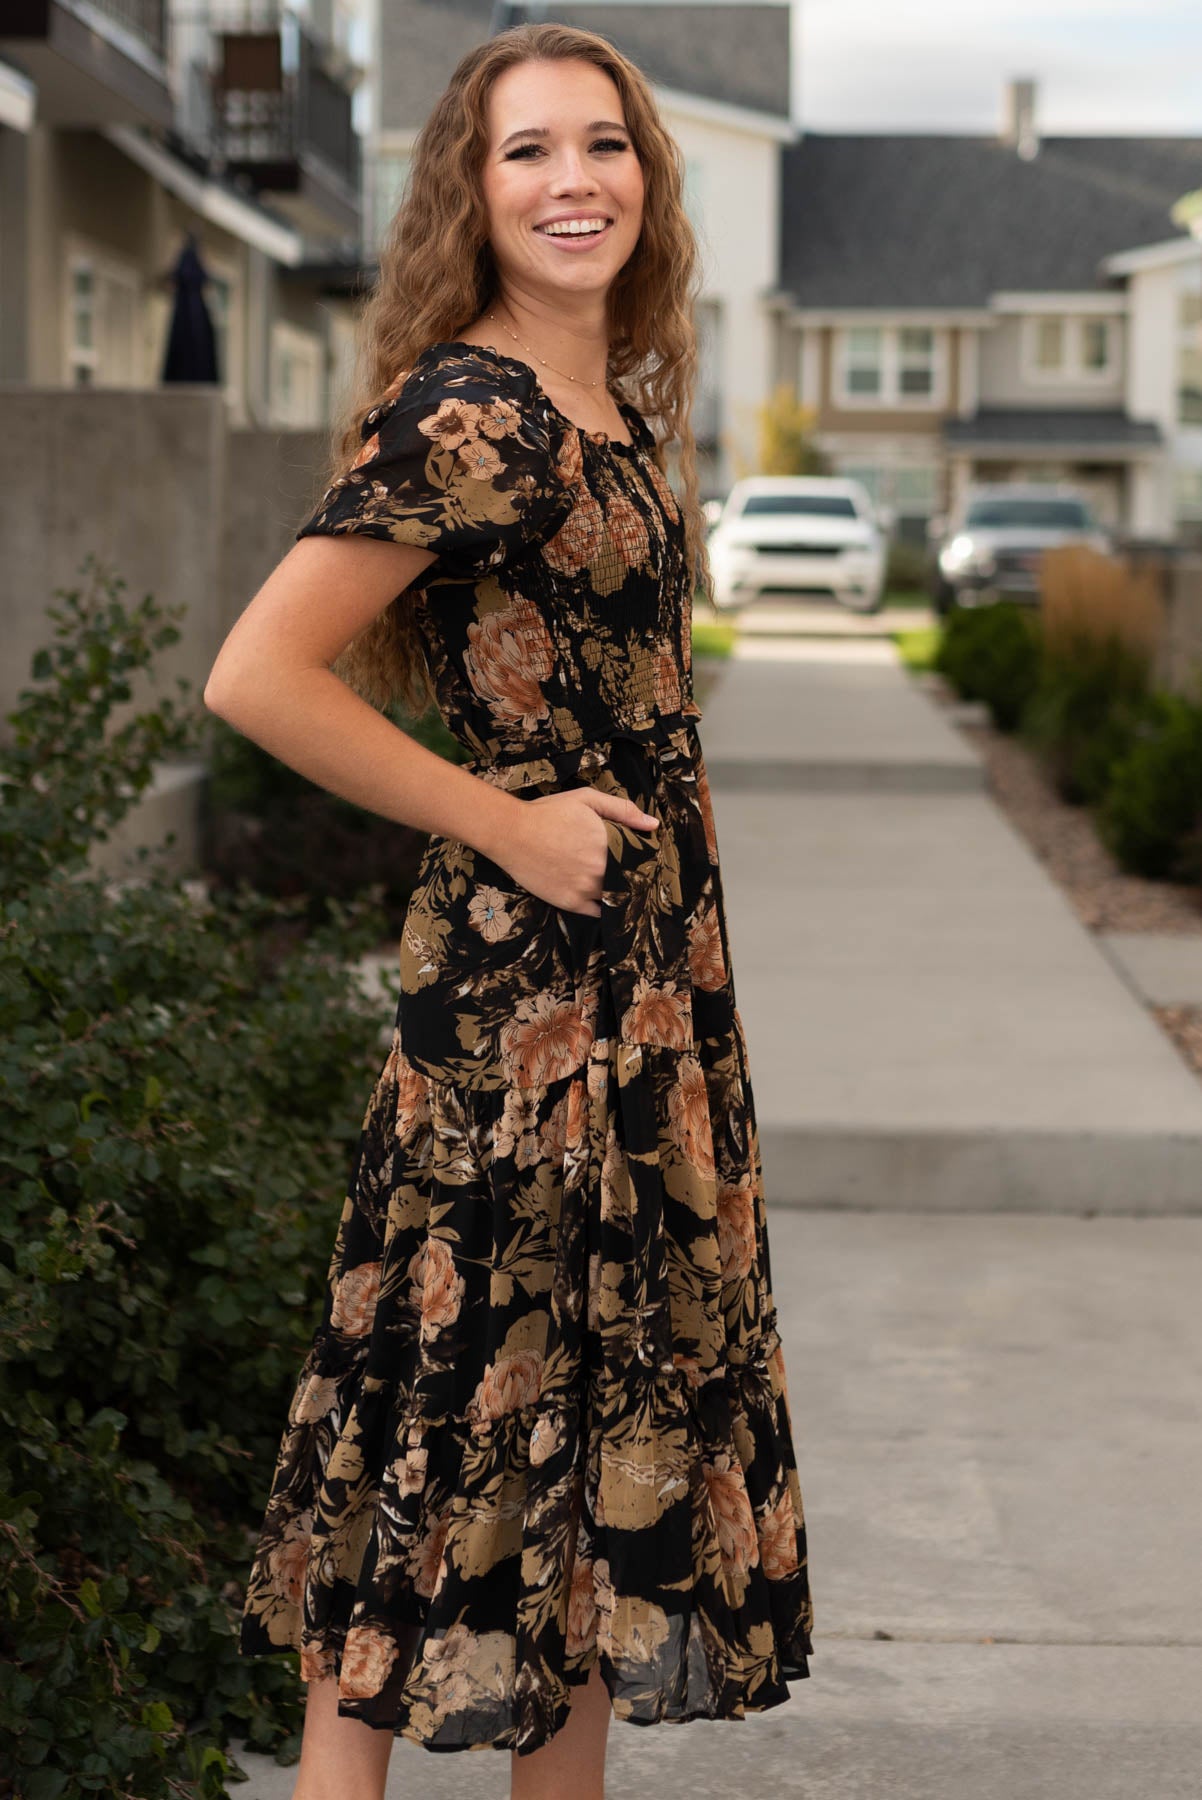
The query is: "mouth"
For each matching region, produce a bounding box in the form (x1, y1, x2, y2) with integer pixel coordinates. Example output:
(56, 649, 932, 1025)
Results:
(533, 216, 614, 249)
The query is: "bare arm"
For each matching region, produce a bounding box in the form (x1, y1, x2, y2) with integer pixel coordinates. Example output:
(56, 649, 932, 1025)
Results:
(203, 535, 528, 863)
(203, 536, 657, 915)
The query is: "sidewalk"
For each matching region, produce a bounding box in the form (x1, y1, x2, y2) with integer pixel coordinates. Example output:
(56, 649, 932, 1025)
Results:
(229, 1209, 1202, 1798)
(703, 640, 1202, 1212)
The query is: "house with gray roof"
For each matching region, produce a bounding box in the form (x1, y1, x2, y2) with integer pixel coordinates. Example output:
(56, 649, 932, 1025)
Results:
(771, 81, 1202, 543)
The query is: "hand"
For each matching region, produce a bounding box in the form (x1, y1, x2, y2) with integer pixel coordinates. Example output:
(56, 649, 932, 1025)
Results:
(496, 787, 659, 917)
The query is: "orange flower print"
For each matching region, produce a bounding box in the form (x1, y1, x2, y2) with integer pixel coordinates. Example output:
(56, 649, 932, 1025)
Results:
(457, 436, 504, 481)
(566, 1554, 598, 1655)
(694, 756, 720, 864)
(471, 1348, 543, 1421)
(666, 1055, 716, 1178)
(500, 992, 594, 1087)
(621, 976, 692, 1050)
(300, 1640, 336, 1682)
(266, 1512, 312, 1605)
(464, 595, 556, 730)
(340, 1624, 401, 1700)
(477, 396, 522, 439)
(330, 1262, 381, 1336)
(543, 492, 606, 576)
(528, 1409, 566, 1467)
(394, 1047, 432, 1136)
(418, 397, 481, 450)
(759, 1487, 800, 1581)
(716, 1175, 756, 1283)
(605, 491, 650, 569)
(409, 1509, 451, 1598)
(292, 1373, 339, 1425)
(688, 902, 727, 992)
(654, 643, 683, 712)
(407, 1236, 465, 1339)
(350, 430, 380, 472)
(704, 1454, 760, 1581)
(555, 428, 583, 488)
(468, 883, 515, 943)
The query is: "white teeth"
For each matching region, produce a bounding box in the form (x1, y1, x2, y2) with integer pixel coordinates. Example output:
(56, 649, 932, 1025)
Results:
(539, 218, 609, 236)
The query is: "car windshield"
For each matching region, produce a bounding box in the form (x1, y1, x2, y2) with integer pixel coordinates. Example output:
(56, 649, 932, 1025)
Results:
(963, 498, 1094, 530)
(739, 493, 860, 519)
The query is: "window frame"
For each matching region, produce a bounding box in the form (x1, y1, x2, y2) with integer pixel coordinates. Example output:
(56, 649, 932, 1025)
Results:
(1021, 313, 1118, 386)
(833, 323, 948, 410)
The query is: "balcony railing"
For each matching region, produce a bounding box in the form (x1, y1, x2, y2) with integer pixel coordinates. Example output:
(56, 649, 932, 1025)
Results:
(85, 0, 167, 55)
(171, 5, 361, 241)
(0, 0, 171, 124)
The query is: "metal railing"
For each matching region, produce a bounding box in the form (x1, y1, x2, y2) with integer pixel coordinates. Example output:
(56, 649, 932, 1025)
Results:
(75, 0, 167, 55)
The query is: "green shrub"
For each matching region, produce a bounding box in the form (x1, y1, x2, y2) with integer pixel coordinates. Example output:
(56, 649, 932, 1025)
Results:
(1021, 637, 1154, 805)
(934, 601, 1042, 730)
(1097, 690, 1202, 879)
(203, 699, 456, 930)
(1, 567, 391, 1796)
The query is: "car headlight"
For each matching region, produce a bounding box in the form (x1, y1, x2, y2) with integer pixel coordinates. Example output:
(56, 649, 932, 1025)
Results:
(940, 533, 978, 572)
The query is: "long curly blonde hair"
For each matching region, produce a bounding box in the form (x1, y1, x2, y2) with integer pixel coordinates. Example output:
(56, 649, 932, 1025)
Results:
(322, 20, 712, 715)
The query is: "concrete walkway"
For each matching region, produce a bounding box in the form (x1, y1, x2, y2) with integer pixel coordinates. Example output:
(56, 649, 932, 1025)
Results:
(228, 1210, 1202, 1798)
(703, 640, 1202, 1212)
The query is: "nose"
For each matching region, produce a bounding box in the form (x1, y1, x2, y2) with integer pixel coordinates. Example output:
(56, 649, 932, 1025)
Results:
(548, 143, 599, 194)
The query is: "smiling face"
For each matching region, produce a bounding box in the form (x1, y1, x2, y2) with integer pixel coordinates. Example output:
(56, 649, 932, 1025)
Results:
(480, 57, 645, 312)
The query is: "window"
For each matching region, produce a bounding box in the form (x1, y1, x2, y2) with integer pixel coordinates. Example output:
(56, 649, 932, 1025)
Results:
(1178, 287, 1202, 426)
(741, 493, 859, 519)
(65, 246, 141, 387)
(844, 328, 883, 397)
(1024, 313, 1117, 383)
(1175, 468, 1202, 537)
(898, 328, 935, 396)
(964, 496, 1096, 530)
(1080, 318, 1110, 371)
(1034, 318, 1064, 369)
(270, 322, 323, 427)
(834, 325, 945, 407)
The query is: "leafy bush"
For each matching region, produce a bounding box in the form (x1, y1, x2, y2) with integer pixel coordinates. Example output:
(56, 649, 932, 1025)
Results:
(933, 601, 1042, 729)
(1, 567, 391, 1797)
(1021, 637, 1154, 805)
(1097, 689, 1202, 879)
(203, 701, 455, 930)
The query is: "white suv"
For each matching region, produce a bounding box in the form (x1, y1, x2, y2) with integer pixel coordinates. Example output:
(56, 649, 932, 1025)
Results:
(707, 476, 887, 614)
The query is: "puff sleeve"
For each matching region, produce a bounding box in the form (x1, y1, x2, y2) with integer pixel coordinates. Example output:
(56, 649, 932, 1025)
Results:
(296, 346, 576, 574)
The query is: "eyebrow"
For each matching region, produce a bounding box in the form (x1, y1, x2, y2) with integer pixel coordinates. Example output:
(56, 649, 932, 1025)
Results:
(498, 120, 629, 151)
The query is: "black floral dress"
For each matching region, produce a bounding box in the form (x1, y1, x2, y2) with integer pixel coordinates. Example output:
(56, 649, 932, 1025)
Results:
(238, 341, 815, 1754)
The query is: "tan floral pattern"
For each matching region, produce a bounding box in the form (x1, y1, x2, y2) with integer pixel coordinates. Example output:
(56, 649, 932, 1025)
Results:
(240, 344, 813, 1757)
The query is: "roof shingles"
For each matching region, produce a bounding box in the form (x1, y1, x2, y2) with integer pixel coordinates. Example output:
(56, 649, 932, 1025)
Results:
(780, 133, 1202, 309)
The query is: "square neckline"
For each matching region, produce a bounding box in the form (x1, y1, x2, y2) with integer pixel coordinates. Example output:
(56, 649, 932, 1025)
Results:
(425, 338, 644, 456)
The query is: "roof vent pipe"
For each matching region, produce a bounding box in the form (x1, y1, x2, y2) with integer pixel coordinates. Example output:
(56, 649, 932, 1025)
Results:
(1001, 77, 1039, 160)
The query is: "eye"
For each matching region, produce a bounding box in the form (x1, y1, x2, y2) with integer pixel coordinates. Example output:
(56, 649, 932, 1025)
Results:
(502, 136, 631, 160)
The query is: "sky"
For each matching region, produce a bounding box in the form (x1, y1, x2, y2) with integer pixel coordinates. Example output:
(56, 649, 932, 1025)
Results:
(792, 0, 1202, 135)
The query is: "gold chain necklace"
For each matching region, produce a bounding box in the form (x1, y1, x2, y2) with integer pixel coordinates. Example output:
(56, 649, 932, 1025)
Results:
(485, 309, 607, 389)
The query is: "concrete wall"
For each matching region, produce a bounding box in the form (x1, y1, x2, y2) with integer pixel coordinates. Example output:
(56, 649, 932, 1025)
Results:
(0, 388, 329, 871)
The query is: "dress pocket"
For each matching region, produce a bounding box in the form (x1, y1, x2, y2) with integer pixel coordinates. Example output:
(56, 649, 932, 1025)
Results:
(399, 833, 593, 1092)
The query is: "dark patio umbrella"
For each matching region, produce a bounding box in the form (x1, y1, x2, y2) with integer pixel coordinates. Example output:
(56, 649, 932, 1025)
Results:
(161, 233, 220, 384)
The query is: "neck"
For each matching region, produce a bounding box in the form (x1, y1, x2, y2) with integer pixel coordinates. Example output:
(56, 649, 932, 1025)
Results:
(492, 290, 610, 385)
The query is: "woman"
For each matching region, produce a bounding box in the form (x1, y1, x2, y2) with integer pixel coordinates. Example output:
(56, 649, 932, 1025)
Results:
(206, 22, 814, 1800)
